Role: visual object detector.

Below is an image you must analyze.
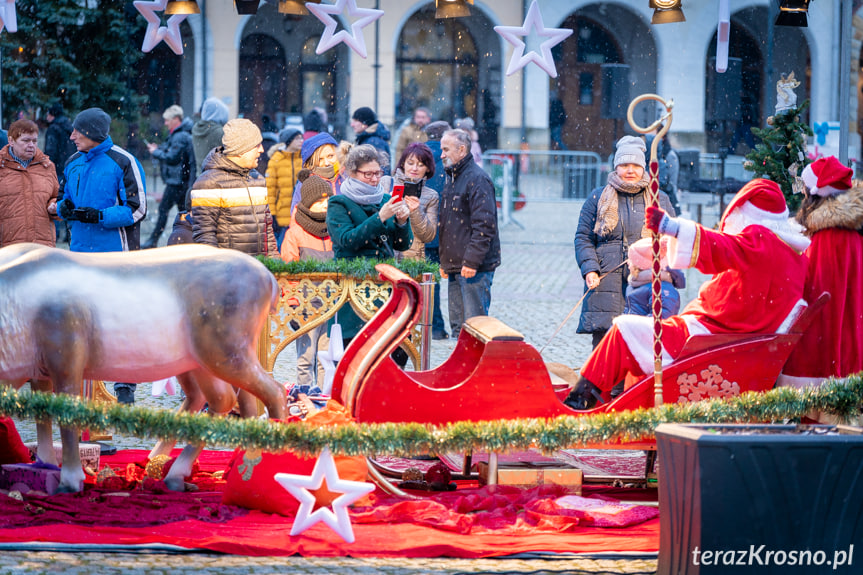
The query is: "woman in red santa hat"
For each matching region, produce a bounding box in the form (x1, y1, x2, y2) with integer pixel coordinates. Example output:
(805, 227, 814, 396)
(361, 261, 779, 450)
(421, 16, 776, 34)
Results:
(565, 178, 811, 409)
(780, 156, 863, 388)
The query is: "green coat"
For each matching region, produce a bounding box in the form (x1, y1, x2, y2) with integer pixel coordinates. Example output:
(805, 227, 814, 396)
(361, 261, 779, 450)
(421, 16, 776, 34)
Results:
(326, 192, 413, 339)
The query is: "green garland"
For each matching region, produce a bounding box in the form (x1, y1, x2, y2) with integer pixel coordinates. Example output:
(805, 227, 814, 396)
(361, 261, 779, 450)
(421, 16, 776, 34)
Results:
(258, 256, 440, 280)
(2, 374, 861, 456)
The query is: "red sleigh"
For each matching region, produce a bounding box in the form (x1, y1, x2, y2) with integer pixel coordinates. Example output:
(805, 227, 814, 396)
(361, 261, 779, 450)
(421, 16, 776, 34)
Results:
(332, 264, 828, 449)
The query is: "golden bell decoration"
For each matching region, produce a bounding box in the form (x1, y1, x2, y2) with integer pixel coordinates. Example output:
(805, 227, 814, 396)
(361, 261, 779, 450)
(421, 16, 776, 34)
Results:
(96, 465, 117, 483)
(146, 454, 172, 480)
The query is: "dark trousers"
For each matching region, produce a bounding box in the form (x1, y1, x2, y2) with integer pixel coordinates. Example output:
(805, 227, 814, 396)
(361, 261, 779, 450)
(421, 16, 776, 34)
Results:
(424, 246, 447, 335)
(150, 184, 187, 241)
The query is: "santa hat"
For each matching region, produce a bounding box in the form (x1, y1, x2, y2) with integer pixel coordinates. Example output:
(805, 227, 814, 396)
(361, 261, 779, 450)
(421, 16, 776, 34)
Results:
(800, 156, 852, 197)
(628, 237, 669, 270)
(720, 179, 810, 253)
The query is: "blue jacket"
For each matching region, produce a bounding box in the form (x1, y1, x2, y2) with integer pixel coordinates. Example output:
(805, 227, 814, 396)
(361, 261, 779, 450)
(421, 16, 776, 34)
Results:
(356, 123, 391, 171)
(62, 137, 147, 252)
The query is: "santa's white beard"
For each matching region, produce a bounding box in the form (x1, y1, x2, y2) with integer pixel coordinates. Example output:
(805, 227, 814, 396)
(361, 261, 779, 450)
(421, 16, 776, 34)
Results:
(722, 206, 810, 253)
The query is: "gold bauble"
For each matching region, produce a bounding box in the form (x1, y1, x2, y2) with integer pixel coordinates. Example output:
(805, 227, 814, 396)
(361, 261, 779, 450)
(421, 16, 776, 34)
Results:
(146, 454, 172, 479)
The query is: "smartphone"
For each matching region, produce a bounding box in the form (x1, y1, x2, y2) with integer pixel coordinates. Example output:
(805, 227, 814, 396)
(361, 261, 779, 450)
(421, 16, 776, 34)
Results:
(391, 184, 405, 202)
(403, 181, 422, 198)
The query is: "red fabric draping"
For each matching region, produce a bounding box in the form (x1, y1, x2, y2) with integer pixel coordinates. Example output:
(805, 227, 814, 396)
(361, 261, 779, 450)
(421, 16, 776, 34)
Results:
(0, 450, 660, 557)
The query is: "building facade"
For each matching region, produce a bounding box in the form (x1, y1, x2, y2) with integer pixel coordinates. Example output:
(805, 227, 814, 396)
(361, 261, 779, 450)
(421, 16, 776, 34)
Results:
(147, 0, 861, 158)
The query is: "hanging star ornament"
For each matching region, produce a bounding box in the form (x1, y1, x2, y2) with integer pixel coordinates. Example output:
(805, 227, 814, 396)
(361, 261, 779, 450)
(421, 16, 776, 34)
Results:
(133, 0, 187, 55)
(274, 447, 374, 543)
(494, 0, 572, 78)
(307, 0, 384, 60)
(0, 0, 18, 34)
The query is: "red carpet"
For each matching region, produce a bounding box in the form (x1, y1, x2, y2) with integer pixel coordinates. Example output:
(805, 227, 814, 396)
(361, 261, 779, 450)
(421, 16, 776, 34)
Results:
(0, 450, 659, 557)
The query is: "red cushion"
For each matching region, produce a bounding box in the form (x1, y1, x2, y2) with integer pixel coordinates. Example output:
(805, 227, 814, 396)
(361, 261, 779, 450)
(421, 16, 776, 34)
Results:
(0, 418, 32, 465)
(221, 402, 368, 516)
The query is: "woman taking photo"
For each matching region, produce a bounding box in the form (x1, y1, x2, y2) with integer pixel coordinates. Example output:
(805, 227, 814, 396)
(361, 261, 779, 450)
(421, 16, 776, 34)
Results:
(327, 144, 413, 345)
(383, 142, 439, 262)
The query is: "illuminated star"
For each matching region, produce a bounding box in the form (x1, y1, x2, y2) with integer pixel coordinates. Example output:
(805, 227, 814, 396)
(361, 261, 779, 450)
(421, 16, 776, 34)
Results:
(0, 0, 18, 34)
(307, 0, 384, 60)
(133, 0, 187, 55)
(274, 447, 374, 543)
(494, 0, 573, 78)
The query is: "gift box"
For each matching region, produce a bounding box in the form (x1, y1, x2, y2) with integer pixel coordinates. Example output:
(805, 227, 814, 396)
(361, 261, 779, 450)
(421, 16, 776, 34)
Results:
(0, 463, 61, 495)
(478, 462, 583, 492)
(25, 442, 101, 472)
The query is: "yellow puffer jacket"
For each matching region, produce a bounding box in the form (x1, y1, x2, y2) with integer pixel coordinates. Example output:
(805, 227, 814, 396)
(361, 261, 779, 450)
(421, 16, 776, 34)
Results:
(265, 146, 303, 226)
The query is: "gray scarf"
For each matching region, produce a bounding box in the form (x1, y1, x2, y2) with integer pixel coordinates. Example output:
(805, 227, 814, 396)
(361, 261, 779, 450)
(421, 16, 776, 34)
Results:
(594, 170, 651, 237)
(340, 176, 384, 206)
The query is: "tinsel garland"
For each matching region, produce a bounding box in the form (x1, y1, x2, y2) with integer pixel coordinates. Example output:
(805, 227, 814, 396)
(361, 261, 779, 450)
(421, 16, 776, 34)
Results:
(258, 256, 440, 280)
(2, 374, 861, 456)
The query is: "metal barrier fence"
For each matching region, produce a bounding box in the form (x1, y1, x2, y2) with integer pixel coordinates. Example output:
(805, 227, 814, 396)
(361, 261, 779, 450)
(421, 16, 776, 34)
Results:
(483, 150, 753, 212)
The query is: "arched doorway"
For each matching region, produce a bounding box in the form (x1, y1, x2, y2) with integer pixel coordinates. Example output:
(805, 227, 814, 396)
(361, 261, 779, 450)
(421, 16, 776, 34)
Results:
(704, 6, 810, 154)
(239, 4, 348, 137)
(395, 4, 501, 150)
(554, 4, 657, 155)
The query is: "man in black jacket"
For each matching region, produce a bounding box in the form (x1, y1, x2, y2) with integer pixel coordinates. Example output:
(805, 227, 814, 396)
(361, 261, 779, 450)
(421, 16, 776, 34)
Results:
(144, 105, 196, 248)
(438, 128, 501, 337)
(44, 103, 77, 244)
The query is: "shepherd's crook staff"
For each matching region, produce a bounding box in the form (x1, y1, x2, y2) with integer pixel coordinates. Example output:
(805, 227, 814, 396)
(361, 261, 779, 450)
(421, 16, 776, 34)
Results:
(626, 94, 674, 407)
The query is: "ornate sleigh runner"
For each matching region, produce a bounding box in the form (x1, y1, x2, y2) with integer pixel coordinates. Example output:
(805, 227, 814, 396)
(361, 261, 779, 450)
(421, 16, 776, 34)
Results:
(332, 263, 829, 485)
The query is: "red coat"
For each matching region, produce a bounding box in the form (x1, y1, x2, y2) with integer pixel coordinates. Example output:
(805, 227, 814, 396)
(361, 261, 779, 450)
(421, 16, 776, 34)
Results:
(783, 188, 863, 380)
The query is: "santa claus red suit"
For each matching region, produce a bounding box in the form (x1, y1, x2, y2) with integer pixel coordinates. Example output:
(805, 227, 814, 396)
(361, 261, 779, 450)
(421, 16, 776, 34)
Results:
(780, 156, 863, 387)
(567, 179, 811, 403)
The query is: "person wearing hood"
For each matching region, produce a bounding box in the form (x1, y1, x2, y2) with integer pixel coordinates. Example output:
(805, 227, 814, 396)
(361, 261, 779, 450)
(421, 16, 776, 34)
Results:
(265, 128, 303, 248)
(780, 156, 863, 391)
(350, 106, 391, 174)
(289, 132, 341, 215)
(144, 105, 196, 248)
(192, 97, 229, 176)
(190, 118, 278, 258)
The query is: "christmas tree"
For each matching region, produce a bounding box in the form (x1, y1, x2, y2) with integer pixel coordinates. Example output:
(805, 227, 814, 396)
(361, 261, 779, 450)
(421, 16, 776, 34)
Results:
(743, 100, 813, 213)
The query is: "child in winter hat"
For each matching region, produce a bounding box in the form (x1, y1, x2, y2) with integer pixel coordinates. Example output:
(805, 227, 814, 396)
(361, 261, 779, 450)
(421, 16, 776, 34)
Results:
(624, 237, 684, 318)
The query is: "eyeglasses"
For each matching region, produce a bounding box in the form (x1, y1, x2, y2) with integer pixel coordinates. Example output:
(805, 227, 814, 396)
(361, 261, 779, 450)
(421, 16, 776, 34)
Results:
(355, 169, 383, 180)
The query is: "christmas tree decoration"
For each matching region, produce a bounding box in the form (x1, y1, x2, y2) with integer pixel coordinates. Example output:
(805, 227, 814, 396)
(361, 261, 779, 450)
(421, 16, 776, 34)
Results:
(134, 0, 187, 55)
(274, 447, 374, 543)
(745, 92, 813, 213)
(307, 0, 384, 59)
(0, 0, 17, 34)
(494, 0, 572, 78)
(775, 72, 800, 113)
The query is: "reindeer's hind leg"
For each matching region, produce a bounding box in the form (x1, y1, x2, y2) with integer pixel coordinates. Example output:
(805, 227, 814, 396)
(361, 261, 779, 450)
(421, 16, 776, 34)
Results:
(29, 379, 58, 466)
(149, 371, 208, 460)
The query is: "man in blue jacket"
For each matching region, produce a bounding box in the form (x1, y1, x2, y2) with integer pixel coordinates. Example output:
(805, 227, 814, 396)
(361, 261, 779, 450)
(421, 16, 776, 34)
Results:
(58, 107, 147, 403)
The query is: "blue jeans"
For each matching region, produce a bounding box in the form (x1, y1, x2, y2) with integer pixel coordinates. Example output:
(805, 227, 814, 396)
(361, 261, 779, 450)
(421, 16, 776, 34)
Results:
(447, 271, 494, 336)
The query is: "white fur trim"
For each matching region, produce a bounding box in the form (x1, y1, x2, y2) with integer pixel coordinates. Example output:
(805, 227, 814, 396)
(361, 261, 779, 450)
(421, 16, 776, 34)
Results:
(668, 218, 698, 269)
(777, 373, 826, 389)
(811, 185, 846, 197)
(776, 299, 807, 334)
(723, 202, 811, 253)
(613, 315, 675, 375)
(801, 164, 817, 192)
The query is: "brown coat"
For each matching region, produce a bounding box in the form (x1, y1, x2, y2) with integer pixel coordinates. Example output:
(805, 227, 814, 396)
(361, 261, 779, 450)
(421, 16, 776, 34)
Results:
(0, 145, 59, 248)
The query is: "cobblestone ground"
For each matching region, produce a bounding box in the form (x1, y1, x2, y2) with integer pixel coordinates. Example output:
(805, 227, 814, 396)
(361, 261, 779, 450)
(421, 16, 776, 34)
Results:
(8, 193, 719, 573)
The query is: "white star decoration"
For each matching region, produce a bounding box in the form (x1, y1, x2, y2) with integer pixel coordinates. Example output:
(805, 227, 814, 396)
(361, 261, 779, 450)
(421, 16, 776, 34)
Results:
(133, 0, 187, 55)
(274, 447, 374, 543)
(307, 0, 384, 60)
(0, 0, 18, 34)
(494, 0, 572, 78)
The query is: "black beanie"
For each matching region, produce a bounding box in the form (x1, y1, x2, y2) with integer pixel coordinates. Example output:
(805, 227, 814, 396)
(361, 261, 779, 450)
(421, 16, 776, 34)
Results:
(73, 108, 111, 143)
(352, 106, 377, 127)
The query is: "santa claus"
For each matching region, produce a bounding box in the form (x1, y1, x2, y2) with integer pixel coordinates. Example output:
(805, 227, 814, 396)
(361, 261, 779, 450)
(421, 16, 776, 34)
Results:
(566, 178, 811, 409)
(780, 156, 863, 388)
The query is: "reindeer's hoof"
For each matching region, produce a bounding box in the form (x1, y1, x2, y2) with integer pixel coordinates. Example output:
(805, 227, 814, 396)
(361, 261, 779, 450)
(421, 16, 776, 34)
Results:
(164, 475, 187, 492)
(55, 483, 83, 494)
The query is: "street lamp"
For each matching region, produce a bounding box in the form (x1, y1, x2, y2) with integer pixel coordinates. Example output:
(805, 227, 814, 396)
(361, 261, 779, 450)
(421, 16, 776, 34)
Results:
(435, 0, 473, 19)
(277, 0, 320, 15)
(775, 0, 810, 27)
(165, 0, 200, 14)
(235, 0, 259, 15)
(650, 0, 685, 24)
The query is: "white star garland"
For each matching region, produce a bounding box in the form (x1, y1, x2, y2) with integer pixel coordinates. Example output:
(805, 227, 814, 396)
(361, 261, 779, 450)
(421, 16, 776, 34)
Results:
(0, 0, 18, 34)
(133, 0, 187, 55)
(274, 447, 374, 543)
(307, 0, 384, 60)
(494, 0, 572, 78)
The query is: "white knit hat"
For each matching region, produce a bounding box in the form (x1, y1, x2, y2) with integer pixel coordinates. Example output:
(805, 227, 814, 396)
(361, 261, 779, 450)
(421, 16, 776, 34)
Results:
(614, 136, 646, 168)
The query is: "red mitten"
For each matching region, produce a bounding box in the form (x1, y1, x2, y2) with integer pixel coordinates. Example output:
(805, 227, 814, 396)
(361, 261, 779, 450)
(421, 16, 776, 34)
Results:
(645, 206, 667, 234)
